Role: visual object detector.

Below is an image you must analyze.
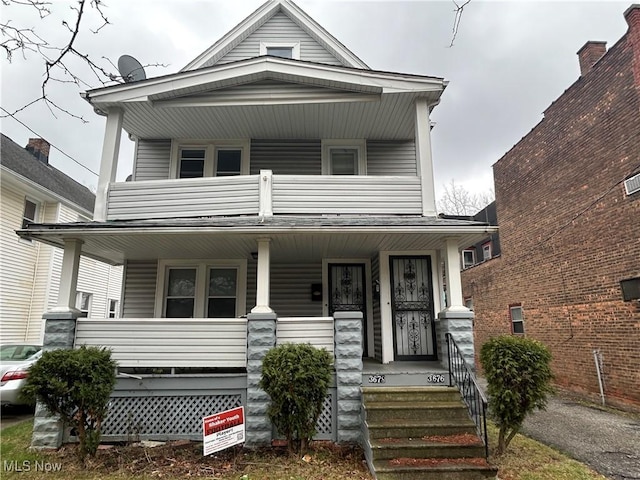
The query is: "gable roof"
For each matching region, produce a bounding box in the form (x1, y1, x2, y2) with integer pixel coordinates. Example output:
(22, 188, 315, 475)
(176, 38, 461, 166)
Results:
(0, 133, 95, 214)
(181, 0, 369, 72)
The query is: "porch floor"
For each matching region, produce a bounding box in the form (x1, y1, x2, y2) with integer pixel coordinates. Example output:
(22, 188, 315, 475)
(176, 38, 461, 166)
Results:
(362, 358, 449, 387)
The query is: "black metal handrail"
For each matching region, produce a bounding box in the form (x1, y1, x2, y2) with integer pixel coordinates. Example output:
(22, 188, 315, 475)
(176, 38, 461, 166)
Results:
(445, 333, 489, 458)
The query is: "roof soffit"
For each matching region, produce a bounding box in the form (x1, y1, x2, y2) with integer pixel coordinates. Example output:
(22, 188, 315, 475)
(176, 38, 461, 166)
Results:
(180, 0, 369, 72)
(86, 58, 444, 107)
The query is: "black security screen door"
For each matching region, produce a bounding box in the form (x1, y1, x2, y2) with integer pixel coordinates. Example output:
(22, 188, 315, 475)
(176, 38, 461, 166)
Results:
(390, 256, 437, 360)
(329, 264, 367, 356)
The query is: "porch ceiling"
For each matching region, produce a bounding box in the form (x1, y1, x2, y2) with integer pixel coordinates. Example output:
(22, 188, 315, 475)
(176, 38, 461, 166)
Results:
(19, 216, 495, 265)
(95, 90, 424, 140)
(85, 57, 445, 140)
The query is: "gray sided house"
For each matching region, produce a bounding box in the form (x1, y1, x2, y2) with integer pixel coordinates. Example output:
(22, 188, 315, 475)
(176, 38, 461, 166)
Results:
(20, 1, 497, 477)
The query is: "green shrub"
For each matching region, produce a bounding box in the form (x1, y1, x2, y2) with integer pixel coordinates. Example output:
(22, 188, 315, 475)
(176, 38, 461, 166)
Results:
(260, 343, 333, 452)
(23, 346, 117, 460)
(480, 335, 554, 455)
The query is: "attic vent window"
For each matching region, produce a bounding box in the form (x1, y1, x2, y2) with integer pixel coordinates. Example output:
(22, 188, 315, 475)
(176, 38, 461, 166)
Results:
(623, 172, 640, 196)
(260, 41, 300, 59)
(267, 47, 293, 59)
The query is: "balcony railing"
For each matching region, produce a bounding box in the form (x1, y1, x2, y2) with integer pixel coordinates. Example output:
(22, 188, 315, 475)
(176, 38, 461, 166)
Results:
(106, 170, 423, 220)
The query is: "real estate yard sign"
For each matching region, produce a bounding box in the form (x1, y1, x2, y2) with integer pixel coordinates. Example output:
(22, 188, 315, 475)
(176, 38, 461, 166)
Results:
(202, 406, 245, 456)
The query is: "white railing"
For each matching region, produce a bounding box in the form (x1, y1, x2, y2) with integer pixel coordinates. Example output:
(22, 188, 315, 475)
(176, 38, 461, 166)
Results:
(74, 318, 247, 368)
(276, 317, 334, 354)
(106, 170, 423, 220)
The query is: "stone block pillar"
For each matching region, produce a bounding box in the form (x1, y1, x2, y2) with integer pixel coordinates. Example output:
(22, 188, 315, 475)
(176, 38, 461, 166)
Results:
(334, 311, 363, 444)
(436, 309, 475, 372)
(245, 312, 277, 447)
(31, 311, 80, 449)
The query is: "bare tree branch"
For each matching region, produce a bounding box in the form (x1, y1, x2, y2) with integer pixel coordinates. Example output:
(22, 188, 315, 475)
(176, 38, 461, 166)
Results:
(1, 0, 165, 121)
(437, 179, 494, 216)
(449, 0, 471, 47)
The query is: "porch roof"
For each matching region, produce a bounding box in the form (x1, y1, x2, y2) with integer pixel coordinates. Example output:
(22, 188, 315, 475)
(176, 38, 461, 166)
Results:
(82, 57, 446, 140)
(18, 215, 496, 265)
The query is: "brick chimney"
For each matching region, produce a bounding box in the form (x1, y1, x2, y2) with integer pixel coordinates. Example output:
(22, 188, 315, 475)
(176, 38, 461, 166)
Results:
(25, 138, 51, 163)
(577, 41, 607, 76)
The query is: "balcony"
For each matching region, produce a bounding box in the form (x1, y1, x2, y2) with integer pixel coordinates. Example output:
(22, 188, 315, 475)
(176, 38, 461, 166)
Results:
(106, 171, 423, 220)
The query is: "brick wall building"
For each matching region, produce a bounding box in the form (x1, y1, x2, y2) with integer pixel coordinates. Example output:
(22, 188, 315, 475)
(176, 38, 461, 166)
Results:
(462, 5, 640, 410)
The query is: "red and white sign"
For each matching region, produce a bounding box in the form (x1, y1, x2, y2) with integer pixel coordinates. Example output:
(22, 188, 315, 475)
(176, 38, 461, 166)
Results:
(202, 406, 245, 456)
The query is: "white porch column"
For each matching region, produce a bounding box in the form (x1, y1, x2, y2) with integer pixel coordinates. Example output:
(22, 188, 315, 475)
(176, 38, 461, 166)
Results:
(258, 169, 273, 217)
(251, 238, 273, 313)
(415, 98, 437, 217)
(55, 238, 83, 312)
(94, 108, 123, 222)
(443, 238, 467, 312)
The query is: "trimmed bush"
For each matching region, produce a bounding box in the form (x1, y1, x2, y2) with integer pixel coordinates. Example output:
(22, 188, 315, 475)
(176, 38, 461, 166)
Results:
(260, 343, 333, 452)
(480, 335, 554, 455)
(23, 346, 116, 459)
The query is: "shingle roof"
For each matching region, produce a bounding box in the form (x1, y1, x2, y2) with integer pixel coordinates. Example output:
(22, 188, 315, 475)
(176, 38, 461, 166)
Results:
(0, 133, 95, 213)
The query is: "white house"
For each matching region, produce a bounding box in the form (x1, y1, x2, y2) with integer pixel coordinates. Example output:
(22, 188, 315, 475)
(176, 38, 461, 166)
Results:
(0, 134, 122, 343)
(21, 2, 497, 477)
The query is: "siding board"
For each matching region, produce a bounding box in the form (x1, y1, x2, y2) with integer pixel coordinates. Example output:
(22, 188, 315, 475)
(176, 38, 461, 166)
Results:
(367, 140, 417, 176)
(277, 317, 334, 353)
(75, 319, 247, 368)
(122, 261, 157, 318)
(250, 139, 321, 175)
(214, 12, 343, 66)
(134, 140, 171, 181)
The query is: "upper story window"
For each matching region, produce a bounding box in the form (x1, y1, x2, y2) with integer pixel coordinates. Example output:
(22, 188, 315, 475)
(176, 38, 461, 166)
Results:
(482, 242, 492, 261)
(108, 299, 119, 318)
(260, 42, 300, 60)
(22, 198, 38, 229)
(321, 140, 367, 175)
(155, 260, 247, 318)
(462, 249, 475, 269)
(510, 304, 525, 335)
(171, 141, 250, 179)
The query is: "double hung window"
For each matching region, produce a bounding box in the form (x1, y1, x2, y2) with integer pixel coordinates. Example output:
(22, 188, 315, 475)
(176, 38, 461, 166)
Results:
(156, 260, 247, 318)
(321, 140, 366, 175)
(510, 305, 525, 334)
(172, 141, 249, 179)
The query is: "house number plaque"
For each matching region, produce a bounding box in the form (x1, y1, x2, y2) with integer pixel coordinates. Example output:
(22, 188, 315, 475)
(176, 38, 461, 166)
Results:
(368, 374, 386, 384)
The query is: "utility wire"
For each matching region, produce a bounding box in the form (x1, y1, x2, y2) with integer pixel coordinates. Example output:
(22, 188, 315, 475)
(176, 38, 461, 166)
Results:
(1, 107, 99, 177)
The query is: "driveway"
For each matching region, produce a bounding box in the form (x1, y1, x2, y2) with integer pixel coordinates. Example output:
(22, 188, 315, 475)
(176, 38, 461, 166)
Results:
(0, 405, 33, 430)
(521, 395, 640, 480)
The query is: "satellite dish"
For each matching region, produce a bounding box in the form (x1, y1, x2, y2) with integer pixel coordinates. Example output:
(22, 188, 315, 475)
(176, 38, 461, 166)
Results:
(118, 55, 146, 83)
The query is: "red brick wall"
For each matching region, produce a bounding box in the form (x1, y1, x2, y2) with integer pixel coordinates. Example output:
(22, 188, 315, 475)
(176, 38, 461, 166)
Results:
(463, 10, 640, 410)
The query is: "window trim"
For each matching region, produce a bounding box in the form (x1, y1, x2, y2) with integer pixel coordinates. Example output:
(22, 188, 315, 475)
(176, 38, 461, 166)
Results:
(260, 41, 300, 60)
(169, 140, 250, 179)
(509, 304, 525, 335)
(462, 249, 476, 269)
(321, 139, 367, 175)
(154, 259, 247, 318)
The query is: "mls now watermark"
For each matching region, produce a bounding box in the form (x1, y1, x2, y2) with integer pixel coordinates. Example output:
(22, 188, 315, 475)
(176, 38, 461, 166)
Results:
(4, 460, 63, 472)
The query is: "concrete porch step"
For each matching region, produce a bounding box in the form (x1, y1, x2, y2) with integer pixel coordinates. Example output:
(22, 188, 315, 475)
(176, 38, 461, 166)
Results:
(366, 417, 477, 439)
(364, 401, 471, 422)
(370, 437, 486, 460)
(374, 459, 498, 480)
(363, 386, 461, 403)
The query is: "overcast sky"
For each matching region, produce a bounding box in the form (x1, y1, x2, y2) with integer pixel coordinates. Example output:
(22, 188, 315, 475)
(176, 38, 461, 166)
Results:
(0, 0, 631, 202)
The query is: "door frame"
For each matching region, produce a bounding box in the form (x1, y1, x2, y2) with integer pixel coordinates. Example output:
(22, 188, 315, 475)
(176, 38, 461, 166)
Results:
(322, 258, 374, 358)
(378, 251, 442, 363)
(389, 255, 437, 361)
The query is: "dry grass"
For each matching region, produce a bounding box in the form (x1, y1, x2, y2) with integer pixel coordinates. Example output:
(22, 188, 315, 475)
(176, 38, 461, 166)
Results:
(1, 420, 609, 480)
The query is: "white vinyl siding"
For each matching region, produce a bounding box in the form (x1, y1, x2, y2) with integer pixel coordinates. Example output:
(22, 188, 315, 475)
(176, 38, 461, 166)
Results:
(75, 319, 247, 368)
(268, 263, 323, 317)
(133, 139, 172, 181)
(272, 175, 422, 214)
(213, 12, 343, 67)
(250, 139, 321, 175)
(277, 317, 333, 353)
(367, 140, 417, 176)
(121, 261, 158, 318)
(107, 176, 260, 220)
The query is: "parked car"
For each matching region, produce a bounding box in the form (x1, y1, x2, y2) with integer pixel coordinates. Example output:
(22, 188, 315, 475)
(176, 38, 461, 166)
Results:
(0, 344, 42, 407)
